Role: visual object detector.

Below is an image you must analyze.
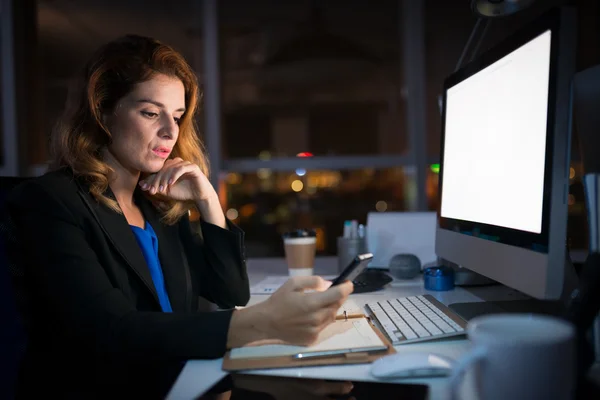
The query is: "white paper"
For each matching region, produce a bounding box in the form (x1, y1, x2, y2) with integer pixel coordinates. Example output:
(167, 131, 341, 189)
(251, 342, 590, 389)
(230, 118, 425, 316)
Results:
(250, 276, 290, 295)
(335, 299, 363, 318)
(230, 318, 384, 359)
(250, 275, 337, 295)
(366, 211, 437, 269)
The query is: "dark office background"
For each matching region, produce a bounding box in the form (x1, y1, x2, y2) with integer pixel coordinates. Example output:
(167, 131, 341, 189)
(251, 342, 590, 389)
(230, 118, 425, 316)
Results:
(1, 0, 598, 256)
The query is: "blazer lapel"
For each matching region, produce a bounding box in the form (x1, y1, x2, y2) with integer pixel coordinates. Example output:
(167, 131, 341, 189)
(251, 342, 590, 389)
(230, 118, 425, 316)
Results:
(135, 189, 191, 312)
(75, 180, 160, 306)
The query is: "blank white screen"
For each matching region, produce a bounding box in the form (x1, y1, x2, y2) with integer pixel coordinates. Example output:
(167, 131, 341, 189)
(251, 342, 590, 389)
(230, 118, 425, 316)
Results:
(440, 30, 552, 234)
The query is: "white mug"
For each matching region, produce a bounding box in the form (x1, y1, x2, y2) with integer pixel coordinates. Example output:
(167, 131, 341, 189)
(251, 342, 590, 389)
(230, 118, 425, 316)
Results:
(450, 313, 576, 400)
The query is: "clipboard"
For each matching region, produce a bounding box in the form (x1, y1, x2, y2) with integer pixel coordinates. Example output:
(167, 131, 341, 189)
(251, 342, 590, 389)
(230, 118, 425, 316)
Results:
(222, 313, 396, 371)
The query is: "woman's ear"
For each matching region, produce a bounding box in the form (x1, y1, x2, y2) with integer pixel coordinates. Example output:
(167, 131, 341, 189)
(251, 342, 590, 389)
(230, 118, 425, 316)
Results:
(101, 103, 119, 128)
(101, 112, 110, 129)
(99, 113, 115, 146)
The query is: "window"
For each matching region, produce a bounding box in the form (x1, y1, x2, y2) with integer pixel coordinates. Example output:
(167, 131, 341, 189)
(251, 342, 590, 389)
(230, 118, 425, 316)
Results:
(224, 168, 424, 256)
(217, 0, 431, 257)
(223, 113, 272, 159)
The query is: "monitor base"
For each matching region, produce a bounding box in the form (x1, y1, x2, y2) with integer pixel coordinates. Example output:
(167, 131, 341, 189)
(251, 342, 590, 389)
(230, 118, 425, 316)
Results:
(448, 250, 579, 321)
(452, 266, 497, 286)
(448, 299, 566, 321)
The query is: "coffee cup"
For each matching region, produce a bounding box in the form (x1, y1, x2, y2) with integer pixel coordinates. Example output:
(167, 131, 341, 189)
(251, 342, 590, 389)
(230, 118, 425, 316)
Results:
(282, 229, 317, 277)
(449, 313, 576, 400)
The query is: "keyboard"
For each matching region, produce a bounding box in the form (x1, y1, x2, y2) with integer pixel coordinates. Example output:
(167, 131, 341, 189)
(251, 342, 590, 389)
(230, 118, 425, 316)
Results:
(366, 295, 468, 345)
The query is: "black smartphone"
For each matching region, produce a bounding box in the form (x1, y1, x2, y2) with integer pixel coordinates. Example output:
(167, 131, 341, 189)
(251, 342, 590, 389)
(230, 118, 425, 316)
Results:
(330, 253, 374, 287)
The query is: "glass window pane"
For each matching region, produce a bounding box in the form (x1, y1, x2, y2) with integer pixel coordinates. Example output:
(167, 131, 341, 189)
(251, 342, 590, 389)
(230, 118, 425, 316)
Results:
(309, 105, 380, 156)
(426, 167, 440, 212)
(223, 167, 414, 257)
(424, 2, 472, 158)
(220, 0, 406, 159)
(568, 161, 587, 251)
(224, 113, 272, 158)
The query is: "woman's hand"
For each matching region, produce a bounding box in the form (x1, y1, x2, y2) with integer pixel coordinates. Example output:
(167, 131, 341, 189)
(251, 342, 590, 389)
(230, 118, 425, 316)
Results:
(262, 276, 354, 346)
(227, 276, 354, 350)
(139, 157, 226, 227)
(139, 157, 215, 202)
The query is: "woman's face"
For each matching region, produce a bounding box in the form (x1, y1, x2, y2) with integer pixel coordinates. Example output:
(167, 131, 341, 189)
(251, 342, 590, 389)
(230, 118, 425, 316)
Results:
(104, 73, 186, 175)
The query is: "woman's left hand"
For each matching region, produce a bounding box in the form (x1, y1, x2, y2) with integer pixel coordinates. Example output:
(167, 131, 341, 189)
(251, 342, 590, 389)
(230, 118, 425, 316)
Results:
(139, 157, 215, 202)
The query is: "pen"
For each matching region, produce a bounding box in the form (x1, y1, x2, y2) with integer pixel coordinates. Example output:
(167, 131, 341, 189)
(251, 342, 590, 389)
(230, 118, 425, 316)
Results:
(293, 345, 388, 360)
(350, 220, 358, 238)
(343, 220, 352, 238)
(357, 224, 365, 239)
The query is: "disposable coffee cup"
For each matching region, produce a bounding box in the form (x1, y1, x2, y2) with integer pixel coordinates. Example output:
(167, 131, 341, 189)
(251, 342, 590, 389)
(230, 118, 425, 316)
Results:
(282, 229, 317, 277)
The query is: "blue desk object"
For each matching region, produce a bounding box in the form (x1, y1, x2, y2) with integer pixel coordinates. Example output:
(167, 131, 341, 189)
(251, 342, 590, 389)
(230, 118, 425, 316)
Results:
(423, 266, 455, 291)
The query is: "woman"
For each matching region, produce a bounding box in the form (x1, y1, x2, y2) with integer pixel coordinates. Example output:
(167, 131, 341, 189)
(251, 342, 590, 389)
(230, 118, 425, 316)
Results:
(7, 35, 353, 398)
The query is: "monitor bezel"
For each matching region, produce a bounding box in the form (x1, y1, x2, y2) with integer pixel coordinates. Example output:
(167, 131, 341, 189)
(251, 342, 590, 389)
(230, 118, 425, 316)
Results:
(438, 9, 564, 254)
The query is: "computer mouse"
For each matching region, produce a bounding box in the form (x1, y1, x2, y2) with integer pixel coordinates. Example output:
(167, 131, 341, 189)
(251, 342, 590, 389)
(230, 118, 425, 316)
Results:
(370, 352, 455, 379)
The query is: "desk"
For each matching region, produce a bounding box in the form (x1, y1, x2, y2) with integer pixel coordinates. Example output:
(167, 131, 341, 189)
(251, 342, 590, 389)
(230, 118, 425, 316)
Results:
(165, 259, 544, 400)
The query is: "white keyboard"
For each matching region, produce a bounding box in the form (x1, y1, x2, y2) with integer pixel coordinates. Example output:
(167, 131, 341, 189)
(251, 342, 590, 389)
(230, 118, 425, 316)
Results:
(366, 295, 468, 345)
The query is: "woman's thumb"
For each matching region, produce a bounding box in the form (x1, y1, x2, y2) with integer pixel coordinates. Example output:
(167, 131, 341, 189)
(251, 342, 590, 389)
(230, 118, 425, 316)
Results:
(287, 275, 329, 292)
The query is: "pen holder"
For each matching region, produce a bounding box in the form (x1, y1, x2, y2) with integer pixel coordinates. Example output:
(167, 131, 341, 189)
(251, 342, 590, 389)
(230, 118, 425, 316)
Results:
(337, 237, 368, 273)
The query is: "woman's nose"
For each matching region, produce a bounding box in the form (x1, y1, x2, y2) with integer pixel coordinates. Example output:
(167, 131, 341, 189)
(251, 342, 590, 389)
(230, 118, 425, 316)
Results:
(159, 115, 178, 139)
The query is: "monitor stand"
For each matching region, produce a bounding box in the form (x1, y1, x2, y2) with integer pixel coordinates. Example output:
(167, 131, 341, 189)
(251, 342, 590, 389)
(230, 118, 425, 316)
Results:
(448, 255, 578, 321)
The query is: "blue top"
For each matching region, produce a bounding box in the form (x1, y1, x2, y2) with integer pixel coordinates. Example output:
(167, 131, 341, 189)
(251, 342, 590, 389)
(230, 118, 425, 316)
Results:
(130, 222, 173, 312)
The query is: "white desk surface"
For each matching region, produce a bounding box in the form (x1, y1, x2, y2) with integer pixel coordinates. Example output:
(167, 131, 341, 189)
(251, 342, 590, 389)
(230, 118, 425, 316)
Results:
(165, 258, 530, 400)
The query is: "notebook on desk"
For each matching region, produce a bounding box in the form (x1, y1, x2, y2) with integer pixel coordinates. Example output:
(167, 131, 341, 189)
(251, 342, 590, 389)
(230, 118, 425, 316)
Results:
(222, 300, 395, 371)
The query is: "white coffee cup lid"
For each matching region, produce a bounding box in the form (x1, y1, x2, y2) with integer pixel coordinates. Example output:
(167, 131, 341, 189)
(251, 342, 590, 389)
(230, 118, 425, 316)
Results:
(282, 229, 316, 239)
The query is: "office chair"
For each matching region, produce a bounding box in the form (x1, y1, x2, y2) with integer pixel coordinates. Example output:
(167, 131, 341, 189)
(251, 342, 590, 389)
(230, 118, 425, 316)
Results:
(0, 176, 32, 399)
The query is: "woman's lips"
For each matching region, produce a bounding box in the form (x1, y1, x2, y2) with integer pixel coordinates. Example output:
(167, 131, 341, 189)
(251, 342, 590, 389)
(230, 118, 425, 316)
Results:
(152, 148, 170, 158)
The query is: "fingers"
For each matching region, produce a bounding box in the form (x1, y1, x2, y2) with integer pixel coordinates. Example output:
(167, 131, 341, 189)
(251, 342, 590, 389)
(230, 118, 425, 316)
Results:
(285, 275, 328, 292)
(340, 280, 354, 295)
(282, 278, 352, 312)
(301, 305, 343, 345)
(164, 162, 195, 188)
(315, 306, 338, 326)
(139, 158, 197, 195)
(157, 160, 190, 194)
(309, 280, 353, 309)
(140, 174, 160, 194)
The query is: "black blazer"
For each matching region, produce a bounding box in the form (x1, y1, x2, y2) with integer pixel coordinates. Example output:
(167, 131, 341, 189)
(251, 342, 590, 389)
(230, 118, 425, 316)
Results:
(7, 168, 250, 398)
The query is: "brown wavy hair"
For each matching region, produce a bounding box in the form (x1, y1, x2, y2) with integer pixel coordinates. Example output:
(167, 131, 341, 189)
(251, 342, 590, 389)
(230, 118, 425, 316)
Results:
(50, 34, 207, 224)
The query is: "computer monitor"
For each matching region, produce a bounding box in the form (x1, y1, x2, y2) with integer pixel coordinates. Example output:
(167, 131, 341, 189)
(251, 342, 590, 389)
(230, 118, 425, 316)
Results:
(435, 7, 577, 300)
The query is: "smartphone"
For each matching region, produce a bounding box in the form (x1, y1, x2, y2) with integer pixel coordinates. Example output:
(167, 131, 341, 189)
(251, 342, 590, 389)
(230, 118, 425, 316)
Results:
(330, 253, 374, 287)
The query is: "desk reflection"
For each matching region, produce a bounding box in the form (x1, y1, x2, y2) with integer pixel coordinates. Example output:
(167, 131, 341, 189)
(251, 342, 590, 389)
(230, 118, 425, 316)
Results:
(197, 374, 427, 400)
